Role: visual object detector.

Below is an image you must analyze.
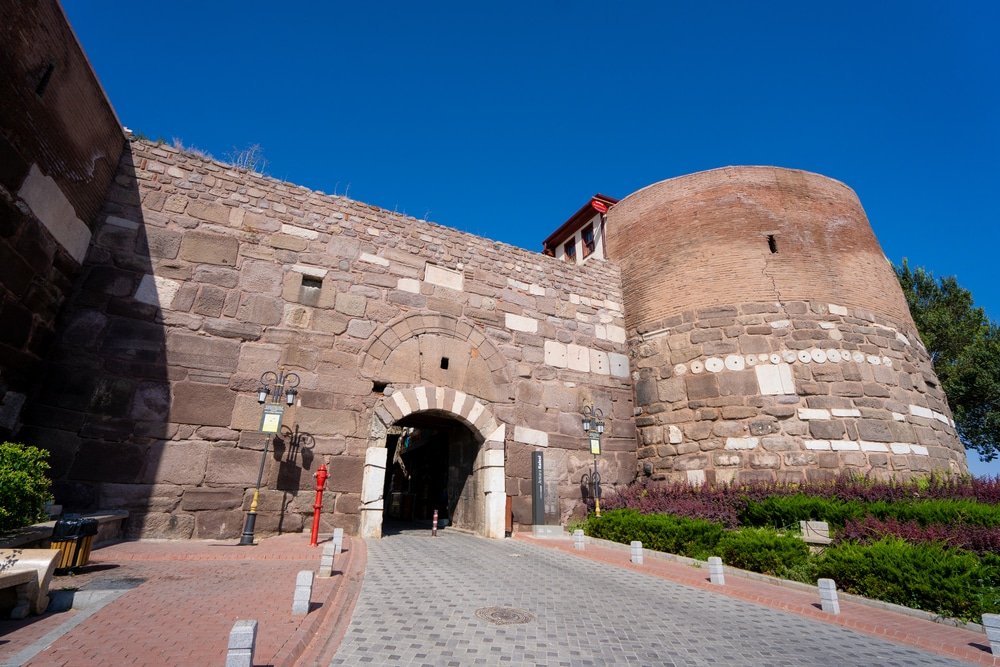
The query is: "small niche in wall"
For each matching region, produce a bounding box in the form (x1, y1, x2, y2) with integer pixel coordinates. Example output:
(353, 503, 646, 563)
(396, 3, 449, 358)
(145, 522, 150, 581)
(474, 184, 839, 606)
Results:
(767, 235, 778, 254)
(298, 274, 323, 306)
(35, 63, 54, 97)
(440, 357, 449, 370)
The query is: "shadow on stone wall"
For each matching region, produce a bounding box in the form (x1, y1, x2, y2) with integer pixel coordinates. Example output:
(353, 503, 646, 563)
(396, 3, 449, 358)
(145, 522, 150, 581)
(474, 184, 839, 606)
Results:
(18, 146, 172, 533)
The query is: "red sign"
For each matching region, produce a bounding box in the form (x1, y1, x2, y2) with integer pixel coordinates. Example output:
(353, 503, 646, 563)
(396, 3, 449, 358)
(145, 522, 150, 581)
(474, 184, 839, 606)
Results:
(591, 199, 609, 213)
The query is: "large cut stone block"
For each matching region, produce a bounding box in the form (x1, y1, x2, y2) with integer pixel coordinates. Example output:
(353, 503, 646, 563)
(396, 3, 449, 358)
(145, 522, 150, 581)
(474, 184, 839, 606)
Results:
(171, 383, 237, 426)
(179, 231, 238, 265)
(143, 440, 209, 485)
(166, 332, 240, 372)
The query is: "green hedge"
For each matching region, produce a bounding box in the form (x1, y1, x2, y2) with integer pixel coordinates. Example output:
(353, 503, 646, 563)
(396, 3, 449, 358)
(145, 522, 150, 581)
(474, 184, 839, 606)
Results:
(741, 494, 1000, 530)
(0, 442, 52, 533)
(814, 538, 1000, 621)
(585, 509, 724, 560)
(716, 527, 810, 578)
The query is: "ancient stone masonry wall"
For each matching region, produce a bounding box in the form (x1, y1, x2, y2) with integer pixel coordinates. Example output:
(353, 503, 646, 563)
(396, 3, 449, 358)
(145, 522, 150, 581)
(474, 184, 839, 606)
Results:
(23, 138, 633, 537)
(629, 300, 966, 485)
(0, 0, 124, 436)
(607, 167, 967, 484)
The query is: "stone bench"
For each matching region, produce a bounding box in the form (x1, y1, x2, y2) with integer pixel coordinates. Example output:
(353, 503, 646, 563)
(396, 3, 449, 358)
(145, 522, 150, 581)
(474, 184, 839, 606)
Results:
(0, 548, 59, 618)
(0, 510, 129, 550)
(799, 520, 833, 553)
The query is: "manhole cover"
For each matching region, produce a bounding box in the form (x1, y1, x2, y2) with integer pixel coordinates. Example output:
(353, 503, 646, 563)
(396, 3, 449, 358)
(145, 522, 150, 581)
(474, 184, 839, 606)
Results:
(475, 606, 535, 625)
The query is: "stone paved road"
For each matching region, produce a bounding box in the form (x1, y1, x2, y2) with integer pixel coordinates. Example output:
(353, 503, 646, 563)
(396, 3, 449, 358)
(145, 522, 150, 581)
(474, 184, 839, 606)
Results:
(330, 529, 970, 666)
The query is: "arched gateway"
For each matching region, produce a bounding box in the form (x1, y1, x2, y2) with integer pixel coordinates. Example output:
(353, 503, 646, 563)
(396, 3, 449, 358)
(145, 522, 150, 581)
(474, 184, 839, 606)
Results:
(360, 385, 506, 539)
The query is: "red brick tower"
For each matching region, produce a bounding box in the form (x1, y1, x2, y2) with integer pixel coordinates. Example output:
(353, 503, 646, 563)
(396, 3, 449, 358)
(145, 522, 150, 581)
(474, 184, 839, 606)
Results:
(606, 167, 967, 484)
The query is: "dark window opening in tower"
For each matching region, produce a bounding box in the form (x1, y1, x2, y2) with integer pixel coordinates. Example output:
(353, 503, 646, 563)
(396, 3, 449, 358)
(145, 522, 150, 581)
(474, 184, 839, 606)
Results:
(767, 235, 778, 254)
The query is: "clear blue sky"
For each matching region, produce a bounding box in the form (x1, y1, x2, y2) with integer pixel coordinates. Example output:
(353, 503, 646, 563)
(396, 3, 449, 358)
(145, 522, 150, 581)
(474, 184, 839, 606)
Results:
(64, 2, 999, 472)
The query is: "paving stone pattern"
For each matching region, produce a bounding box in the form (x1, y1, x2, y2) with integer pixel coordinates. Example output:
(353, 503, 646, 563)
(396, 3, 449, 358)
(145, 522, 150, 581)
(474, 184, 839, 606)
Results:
(331, 530, 967, 667)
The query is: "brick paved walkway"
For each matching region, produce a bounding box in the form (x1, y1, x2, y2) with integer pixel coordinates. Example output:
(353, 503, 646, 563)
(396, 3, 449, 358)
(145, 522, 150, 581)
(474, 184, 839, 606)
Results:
(331, 528, 980, 666)
(0, 533, 361, 667)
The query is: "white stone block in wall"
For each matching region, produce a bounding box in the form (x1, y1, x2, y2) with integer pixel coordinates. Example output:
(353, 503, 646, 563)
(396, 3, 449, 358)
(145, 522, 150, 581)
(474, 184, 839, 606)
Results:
(359, 252, 389, 267)
(932, 411, 950, 424)
(831, 408, 862, 417)
(890, 443, 912, 454)
(687, 469, 706, 486)
(281, 223, 319, 239)
(424, 263, 464, 291)
(605, 325, 627, 344)
(566, 344, 590, 372)
(452, 391, 469, 416)
(725, 437, 759, 450)
(529, 284, 546, 296)
(397, 278, 421, 293)
(769, 320, 791, 329)
(392, 390, 412, 416)
(831, 440, 860, 451)
(486, 423, 505, 444)
(605, 299, 622, 312)
(818, 321, 836, 330)
(896, 332, 910, 345)
(755, 364, 795, 396)
(859, 441, 889, 452)
(19, 164, 92, 263)
(134, 274, 180, 307)
(828, 303, 848, 316)
(798, 408, 831, 420)
(414, 386, 429, 410)
(909, 404, 934, 419)
(594, 324, 607, 340)
(609, 353, 630, 378)
(505, 313, 538, 333)
(911, 445, 929, 456)
(514, 426, 548, 448)
(589, 349, 610, 375)
(892, 412, 907, 422)
(544, 341, 568, 368)
(805, 440, 831, 450)
(467, 400, 485, 426)
(668, 425, 683, 444)
(292, 264, 327, 278)
(569, 293, 581, 304)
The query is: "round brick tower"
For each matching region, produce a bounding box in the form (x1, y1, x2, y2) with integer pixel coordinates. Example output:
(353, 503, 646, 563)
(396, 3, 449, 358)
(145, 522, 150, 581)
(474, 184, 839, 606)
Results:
(605, 167, 968, 484)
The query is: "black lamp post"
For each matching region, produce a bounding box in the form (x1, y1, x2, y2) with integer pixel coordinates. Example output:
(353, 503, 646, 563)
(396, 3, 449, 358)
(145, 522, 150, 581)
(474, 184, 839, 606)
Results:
(581, 405, 605, 517)
(238, 369, 300, 546)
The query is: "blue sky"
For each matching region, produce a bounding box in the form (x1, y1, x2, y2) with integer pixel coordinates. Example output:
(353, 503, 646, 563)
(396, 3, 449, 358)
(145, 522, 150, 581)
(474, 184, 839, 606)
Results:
(64, 2, 999, 472)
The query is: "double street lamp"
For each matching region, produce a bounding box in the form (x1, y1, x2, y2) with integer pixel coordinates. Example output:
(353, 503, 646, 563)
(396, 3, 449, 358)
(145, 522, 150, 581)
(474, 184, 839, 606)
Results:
(238, 369, 300, 546)
(581, 405, 605, 517)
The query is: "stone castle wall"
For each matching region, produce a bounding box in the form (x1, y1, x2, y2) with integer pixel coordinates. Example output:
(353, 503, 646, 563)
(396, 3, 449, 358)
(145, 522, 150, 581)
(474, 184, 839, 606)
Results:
(22, 138, 635, 537)
(0, 0, 123, 436)
(606, 168, 966, 484)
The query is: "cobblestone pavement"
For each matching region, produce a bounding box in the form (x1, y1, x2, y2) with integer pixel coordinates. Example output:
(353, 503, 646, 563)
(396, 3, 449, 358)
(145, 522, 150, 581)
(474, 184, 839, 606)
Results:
(331, 529, 971, 667)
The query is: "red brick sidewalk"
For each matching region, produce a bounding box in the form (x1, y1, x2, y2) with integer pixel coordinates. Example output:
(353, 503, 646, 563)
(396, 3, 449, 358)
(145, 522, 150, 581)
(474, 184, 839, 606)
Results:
(0, 533, 365, 667)
(517, 533, 997, 666)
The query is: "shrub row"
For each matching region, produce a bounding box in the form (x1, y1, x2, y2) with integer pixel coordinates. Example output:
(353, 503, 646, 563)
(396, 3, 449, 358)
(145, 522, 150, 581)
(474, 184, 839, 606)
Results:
(584, 509, 1000, 621)
(837, 516, 1000, 556)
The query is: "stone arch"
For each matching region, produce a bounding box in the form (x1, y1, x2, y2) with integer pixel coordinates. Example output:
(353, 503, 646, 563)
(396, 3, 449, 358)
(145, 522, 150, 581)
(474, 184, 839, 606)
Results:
(360, 313, 512, 400)
(359, 384, 506, 539)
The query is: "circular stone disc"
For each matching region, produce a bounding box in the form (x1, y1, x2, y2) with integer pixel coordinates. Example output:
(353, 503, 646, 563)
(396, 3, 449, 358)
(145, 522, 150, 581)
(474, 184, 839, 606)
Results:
(690, 360, 704, 374)
(745, 355, 758, 366)
(724, 354, 745, 371)
(674, 363, 688, 376)
(811, 348, 827, 363)
(867, 355, 881, 365)
(783, 351, 798, 363)
(882, 357, 893, 368)
(852, 351, 866, 363)
(705, 357, 724, 373)
(825, 349, 840, 362)
(769, 353, 782, 364)
(797, 350, 813, 363)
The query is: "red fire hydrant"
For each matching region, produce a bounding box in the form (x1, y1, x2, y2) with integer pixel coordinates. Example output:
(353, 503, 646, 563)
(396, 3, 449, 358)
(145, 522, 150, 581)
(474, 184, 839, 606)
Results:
(310, 463, 329, 547)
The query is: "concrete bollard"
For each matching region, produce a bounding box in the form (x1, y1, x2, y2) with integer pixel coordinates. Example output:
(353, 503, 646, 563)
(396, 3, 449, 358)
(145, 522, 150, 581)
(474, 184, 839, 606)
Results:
(817, 578, 840, 614)
(982, 614, 1000, 654)
(317, 541, 336, 578)
(630, 540, 643, 565)
(573, 529, 585, 550)
(707, 556, 725, 585)
(292, 570, 314, 615)
(226, 619, 257, 667)
(332, 528, 344, 555)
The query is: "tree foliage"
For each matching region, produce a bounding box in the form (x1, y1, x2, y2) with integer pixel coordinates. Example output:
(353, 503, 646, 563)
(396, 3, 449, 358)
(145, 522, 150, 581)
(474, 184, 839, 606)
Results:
(895, 260, 1000, 461)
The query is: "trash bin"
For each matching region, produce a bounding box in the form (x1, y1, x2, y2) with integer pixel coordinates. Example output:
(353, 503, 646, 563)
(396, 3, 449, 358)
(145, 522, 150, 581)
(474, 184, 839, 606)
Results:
(50, 516, 99, 574)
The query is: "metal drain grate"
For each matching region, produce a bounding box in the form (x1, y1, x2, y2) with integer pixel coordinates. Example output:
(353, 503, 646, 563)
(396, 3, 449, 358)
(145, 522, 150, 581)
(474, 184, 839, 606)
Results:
(475, 606, 536, 625)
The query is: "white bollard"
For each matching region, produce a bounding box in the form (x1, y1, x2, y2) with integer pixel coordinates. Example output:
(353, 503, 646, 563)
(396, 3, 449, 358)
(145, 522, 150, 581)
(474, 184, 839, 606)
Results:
(982, 614, 1000, 654)
(317, 542, 336, 578)
(817, 578, 840, 614)
(226, 619, 257, 667)
(292, 570, 313, 615)
(707, 556, 725, 585)
(332, 528, 344, 555)
(630, 540, 643, 565)
(573, 529, 585, 550)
